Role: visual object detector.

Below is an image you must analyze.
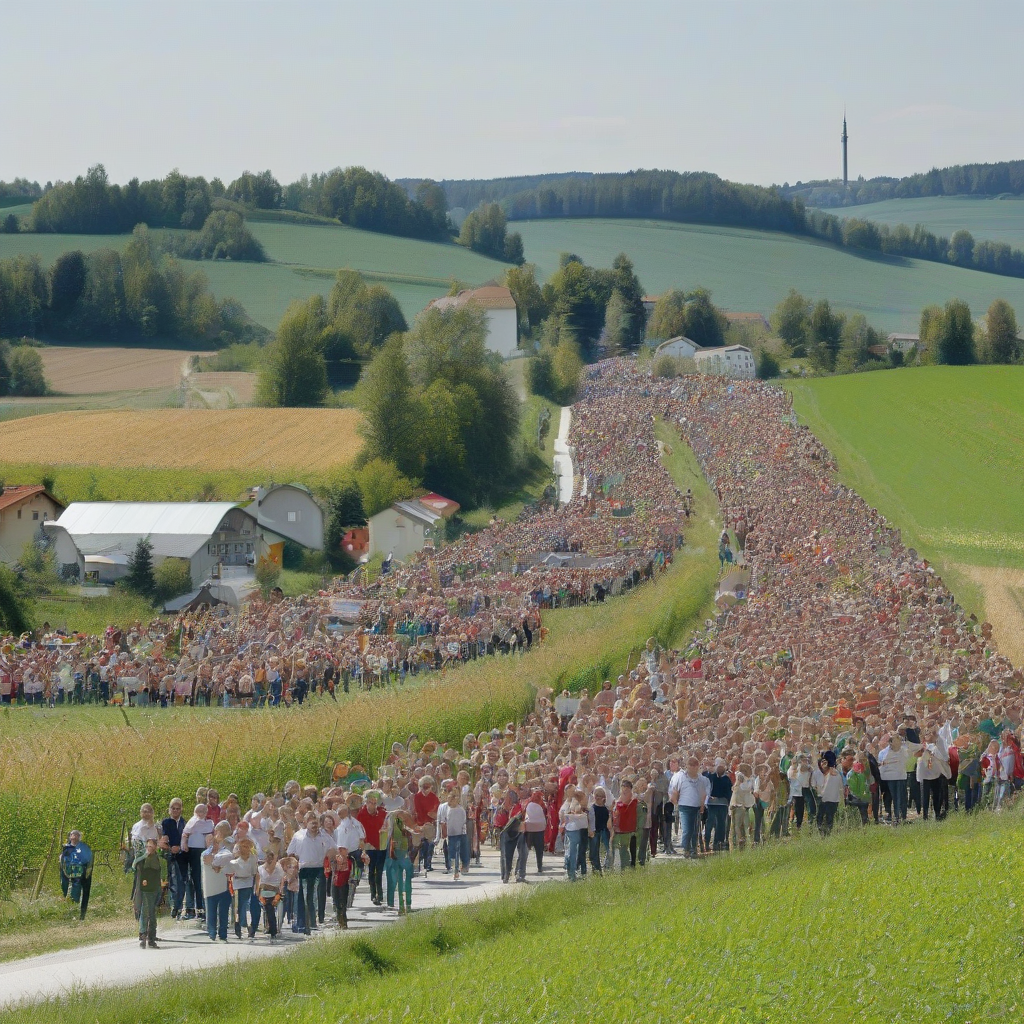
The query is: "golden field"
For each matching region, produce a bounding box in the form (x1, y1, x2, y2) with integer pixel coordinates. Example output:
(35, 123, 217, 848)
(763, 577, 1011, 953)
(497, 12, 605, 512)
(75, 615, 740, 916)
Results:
(0, 408, 363, 472)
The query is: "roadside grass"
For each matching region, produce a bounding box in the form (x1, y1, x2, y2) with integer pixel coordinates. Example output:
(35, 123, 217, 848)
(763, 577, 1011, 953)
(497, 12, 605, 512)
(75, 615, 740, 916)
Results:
(7, 806, 1019, 1023)
(0, 422, 720, 944)
(34, 592, 159, 634)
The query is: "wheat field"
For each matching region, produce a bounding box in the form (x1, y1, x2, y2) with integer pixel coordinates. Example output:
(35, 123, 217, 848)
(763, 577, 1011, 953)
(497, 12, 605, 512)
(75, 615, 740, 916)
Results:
(0, 408, 363, 472)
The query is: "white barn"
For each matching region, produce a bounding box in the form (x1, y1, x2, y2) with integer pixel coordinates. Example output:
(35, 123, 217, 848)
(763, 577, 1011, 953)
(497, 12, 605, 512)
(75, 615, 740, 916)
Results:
(254, 483, 324, 551)
(367, 493, 460, 562)
(44, 502, 261, 585)
(692, 345, 756, 380)
(654, 336, 700, 360)
(428, 286, 519, 359)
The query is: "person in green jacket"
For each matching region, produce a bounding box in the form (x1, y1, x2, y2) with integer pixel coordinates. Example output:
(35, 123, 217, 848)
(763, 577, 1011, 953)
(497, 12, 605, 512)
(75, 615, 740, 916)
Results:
(133, 838, 163, 948)
(845, 760, 871, 825)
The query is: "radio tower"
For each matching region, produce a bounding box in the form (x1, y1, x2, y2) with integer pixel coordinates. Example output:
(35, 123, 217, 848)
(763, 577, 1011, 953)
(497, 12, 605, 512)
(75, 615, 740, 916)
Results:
(842, 110, 849, 189)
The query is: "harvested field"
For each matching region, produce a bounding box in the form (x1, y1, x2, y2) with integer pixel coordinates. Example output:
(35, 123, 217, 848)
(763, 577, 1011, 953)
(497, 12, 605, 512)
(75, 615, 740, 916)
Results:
(0, 408, 362, 472)
(961, 564, 1024, 666)
(40, 346, 200, 395)
(187, 371, 257, 405)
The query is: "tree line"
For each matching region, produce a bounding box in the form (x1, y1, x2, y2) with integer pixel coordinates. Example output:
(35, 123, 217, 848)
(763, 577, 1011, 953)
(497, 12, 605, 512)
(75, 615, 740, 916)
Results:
(807, 211, 1024, 280)
(0, 226, 263, 344)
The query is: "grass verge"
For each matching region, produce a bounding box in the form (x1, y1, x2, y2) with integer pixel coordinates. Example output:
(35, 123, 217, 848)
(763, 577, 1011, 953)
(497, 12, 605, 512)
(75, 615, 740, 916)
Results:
(6, 807, 1019, 1022)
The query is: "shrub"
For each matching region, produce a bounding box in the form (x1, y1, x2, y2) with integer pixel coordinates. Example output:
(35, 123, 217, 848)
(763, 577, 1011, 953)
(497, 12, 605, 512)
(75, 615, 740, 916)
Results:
(755, 347, 781, 379)
(153, 557, 193, 603)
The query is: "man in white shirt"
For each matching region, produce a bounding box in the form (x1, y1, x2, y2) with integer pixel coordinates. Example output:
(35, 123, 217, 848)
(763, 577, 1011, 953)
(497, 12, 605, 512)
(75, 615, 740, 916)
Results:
(669, 757, 710, 859)
(182, 804, 214, 920)
(287, 814, 337, 935)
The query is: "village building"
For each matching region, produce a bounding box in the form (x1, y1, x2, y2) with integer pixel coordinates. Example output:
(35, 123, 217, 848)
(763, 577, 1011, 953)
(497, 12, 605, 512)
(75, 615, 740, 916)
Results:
(253, 483, 324, 552)
(692, 344, 756, 380)
(367, 492, 460, 562)
(427, 286, 519, 358)
(887, 332, 920, 355)
(0, 485, 65, 566)
(654, 336, 701, 360)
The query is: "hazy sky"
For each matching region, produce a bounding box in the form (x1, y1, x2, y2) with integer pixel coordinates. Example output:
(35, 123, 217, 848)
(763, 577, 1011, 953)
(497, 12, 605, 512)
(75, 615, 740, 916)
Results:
(3, 0, 1022, 188)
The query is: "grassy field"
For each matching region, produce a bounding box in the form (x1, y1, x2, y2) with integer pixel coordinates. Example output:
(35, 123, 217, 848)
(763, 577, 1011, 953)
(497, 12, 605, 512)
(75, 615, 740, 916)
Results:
(0, 407, 362, 473)
(7, 806, 1019, 1023)
(515, 217, 1024, 332)
(0, 219, 509, 330)
(787, 365, 1024, 662)
(34, 592, 162, 635)
(823, 194, 1024, 250)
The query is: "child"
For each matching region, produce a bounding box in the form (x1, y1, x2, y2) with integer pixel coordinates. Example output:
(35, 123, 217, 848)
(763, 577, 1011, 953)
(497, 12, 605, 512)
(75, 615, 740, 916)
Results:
(327, 848, 351, 928)
(279, 854, 300, 928)
(256, 849, 284, 943)
(133, 837, 162, 949)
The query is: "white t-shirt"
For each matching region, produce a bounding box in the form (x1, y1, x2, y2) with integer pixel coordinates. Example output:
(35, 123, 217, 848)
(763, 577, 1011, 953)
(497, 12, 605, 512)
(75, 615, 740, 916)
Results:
(257, 862, 285, 897)
(183, 816, 214, 851)
(228, 852, 259, 887)
(444, 804, 467, 836)
(130, 820, 162, 845)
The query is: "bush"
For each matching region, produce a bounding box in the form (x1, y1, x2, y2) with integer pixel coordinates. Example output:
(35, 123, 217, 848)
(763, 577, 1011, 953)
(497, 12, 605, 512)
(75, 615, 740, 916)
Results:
(652, 353, 696, 378)
(255, 559, 282, 596)
(755, 347, 781, 379)
(153, 557, 193, 603)
(7, 346, 47, 396)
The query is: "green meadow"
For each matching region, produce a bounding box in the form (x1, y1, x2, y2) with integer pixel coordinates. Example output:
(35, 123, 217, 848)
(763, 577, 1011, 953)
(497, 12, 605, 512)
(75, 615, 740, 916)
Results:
(824, 194, 1024, 250)
(516, 217, 1024, 332)
(8, 806, 1019, 1023)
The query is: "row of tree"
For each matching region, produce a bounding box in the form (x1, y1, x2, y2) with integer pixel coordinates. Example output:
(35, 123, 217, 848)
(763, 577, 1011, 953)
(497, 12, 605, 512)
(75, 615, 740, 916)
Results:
(0, 227, 262, 343)
(808, 211, 1024, 280)
(0, 178, 43, 203)
(784, 159, 1024, 208)
(919, 298, 1020, 366)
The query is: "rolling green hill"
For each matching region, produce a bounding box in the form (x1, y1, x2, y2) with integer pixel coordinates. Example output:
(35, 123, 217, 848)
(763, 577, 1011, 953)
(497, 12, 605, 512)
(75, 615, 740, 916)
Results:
(819, 195, 1024, 250)
(0, 220, 509, 330)
(516, 218, 1024, 332)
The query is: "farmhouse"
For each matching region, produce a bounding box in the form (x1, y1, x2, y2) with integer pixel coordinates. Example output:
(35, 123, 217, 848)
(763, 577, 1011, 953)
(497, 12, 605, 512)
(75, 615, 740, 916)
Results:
(654, 336, 701, 360)
(428, 286, 518, 359)
(44, 502, 262, 585)
(692, 345, 756, 380)
(0, 485, 65, 566)
(253, 483, 324, 551)
(887, 332, 919, 355)
(368, 492, 460, 562)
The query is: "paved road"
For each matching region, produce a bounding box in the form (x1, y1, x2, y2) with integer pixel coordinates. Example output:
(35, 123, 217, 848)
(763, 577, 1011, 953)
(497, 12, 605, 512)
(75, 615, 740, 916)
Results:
(0, 846, 541, 1009)
(553, 405, 575, 503)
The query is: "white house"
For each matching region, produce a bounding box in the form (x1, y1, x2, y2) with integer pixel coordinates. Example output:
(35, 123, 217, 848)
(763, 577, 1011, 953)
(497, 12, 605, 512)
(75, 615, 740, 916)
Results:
(367, 493, 460, 563)
(692, 345, 756, 380)
(0, 485, 65, 566)
(887, 333, 919, 355)
(654, 336, 701, 360)
(44, 502, 262, 585)
(428, 286, 519, 359)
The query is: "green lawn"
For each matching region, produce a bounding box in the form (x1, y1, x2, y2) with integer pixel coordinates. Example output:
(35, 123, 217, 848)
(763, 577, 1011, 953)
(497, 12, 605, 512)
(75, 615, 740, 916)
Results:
(9, 806, 1019, 1023)
(822, 195, 1024, 250)
(515, 217, 1024, 333)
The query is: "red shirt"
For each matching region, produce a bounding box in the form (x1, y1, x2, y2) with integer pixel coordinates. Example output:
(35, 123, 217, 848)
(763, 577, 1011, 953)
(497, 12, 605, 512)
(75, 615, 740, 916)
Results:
(614, 798, 638, 833)
(207, 803, 222, 825)
(413, 791, 440, 827)
(326, 855, 351, 887)
(356, 806, 387, 850)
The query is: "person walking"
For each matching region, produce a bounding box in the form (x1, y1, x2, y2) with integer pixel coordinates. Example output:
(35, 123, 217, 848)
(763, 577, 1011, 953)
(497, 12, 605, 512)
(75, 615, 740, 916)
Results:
(133, 837, 163, 949)
(59, 830, 93, 920)
(160, 798, 188, 919)
(878, 734, 911, 824)
(201, 822, 234, 942)
(670, 757, 710, 859)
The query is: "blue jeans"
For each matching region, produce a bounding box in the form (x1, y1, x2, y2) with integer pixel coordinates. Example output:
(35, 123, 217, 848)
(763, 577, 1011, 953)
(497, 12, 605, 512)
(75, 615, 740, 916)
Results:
(705, 803, 729, 851)
(678, 805, 700, 857)
(564, 829, 585, 880)
(167, 858, 186, 914)
(887, 778, 908, 822)
(234, 887, 255, 936)
(387, 855, 413, 907)
(447, 833, 470, 872)
(206, 890, 231, 940)
(589, 828, 610, 873)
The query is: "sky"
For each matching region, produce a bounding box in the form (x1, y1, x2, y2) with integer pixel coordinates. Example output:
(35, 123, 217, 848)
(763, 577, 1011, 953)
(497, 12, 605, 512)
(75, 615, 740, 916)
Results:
(3, 0, 1023, 189)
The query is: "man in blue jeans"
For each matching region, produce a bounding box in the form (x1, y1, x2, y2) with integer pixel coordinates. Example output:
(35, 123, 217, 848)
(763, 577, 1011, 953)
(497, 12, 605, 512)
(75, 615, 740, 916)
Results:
(670, 757, 711, 858)
(702, 758, 732, 852)
(286, 814, 337, 935)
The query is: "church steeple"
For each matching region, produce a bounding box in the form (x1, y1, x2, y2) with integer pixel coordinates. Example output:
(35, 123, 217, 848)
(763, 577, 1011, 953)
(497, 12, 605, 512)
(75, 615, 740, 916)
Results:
(842, 110, 849, 189)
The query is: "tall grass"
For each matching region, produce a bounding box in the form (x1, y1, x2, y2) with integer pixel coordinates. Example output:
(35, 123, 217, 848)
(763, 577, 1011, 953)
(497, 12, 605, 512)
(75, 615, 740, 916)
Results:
(7, 806, 1019, 1022)
(0, 424, 719, 902)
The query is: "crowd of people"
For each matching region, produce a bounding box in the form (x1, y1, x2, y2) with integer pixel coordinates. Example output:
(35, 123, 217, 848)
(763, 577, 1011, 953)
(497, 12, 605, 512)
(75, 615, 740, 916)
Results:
(49, 359, 1023, 944)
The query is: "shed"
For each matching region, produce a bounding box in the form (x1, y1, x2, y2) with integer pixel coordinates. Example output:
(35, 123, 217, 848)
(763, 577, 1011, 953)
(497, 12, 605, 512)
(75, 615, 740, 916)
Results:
(887, 333, 919, 355)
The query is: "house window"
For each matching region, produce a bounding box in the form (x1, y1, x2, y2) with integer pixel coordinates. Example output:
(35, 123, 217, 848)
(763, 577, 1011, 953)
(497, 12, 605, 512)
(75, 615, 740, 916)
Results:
(32, 511, 39, 521)
(43, 512, 47, 520)
(287, 511, 298, 523)
(17, 510, 22, 519)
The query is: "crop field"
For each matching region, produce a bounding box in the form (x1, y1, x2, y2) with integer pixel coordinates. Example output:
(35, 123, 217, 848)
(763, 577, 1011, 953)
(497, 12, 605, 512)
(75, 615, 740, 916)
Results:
(7, 805, 1020, 1023)
(0, 407, 362, 473)
(788, 365, 1024, 662)
(39, 346, 198, 395)
(516, 218, 1024, 332)
(0, 219, 508, 330)
(822, 194, 1024, 250)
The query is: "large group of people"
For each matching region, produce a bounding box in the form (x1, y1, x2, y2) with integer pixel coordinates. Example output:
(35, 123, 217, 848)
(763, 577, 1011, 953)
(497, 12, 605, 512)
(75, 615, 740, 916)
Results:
(43, 357, 1024, 942)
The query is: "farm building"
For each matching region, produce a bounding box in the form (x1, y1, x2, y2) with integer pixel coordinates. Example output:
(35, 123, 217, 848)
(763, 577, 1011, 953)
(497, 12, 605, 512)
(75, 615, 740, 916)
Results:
(368, 493, 460, 562)
(692, 345, 756, 380)
(887, 333, 919, 354)
(427, 286, 518, 358)
(0, 486, 65, 566)
(654, 336, 701, 360)
(254, 483, 324, 551)
(44, 502, 262, 585)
